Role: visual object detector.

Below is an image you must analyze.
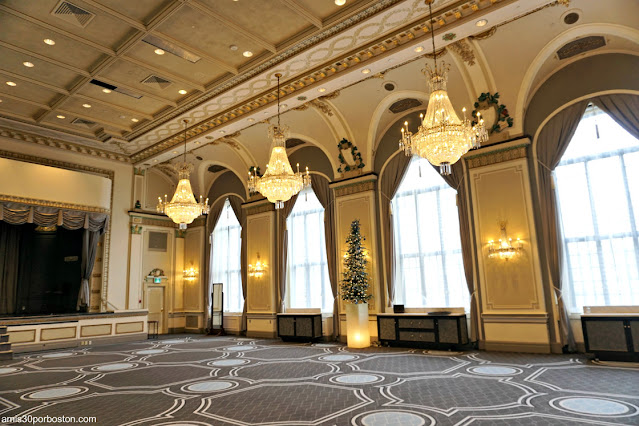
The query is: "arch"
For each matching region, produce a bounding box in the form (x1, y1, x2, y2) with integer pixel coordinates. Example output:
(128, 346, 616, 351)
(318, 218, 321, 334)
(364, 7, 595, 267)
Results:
(288, 132, 339, 174)
(366, 90, 431, 171)
(206, 170, 247, 209)
(373, 110, 423, 173)
(200, 160, 248, 200)
(524, 53, 639, 139)
(289, 145, 335, 180)
(515, 23, 639, 135)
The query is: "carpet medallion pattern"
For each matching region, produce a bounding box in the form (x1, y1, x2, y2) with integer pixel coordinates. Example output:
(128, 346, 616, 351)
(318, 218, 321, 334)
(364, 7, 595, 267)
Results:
(0, 336, 638, 425)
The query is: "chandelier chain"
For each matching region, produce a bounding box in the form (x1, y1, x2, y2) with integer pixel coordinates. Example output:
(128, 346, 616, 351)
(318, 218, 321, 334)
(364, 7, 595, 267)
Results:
(429, 1, 437, 71)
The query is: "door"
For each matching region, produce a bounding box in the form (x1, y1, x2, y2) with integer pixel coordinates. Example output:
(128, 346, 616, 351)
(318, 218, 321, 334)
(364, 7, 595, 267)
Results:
(146, 286, 165, 334)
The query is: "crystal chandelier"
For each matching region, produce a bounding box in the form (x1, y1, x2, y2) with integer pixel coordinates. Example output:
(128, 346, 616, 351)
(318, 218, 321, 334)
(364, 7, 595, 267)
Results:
(157, 120, 209, 229)
(399, 0, 488, 175)
(488, 222, 523, 261)
(248, 73, 310, 209)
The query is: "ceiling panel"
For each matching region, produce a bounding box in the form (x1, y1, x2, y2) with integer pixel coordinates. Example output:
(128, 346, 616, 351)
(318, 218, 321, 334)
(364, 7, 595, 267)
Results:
(0, 46, 80, 90)
(62, 96, 134, 130)
(125, 43, 228, 87)
(296, 0, 345, 21)
(92, 0, 174, 24)
(100, 60, 185, 102)
(196, 0, 310, 46)
(1, 0, 134, 50)
(76, 83, 167, 116)
(0, 11, 105, 71)
(156, 6, 265, 68)
(0, 97, 42, 119)
(0, 78, 61, 106)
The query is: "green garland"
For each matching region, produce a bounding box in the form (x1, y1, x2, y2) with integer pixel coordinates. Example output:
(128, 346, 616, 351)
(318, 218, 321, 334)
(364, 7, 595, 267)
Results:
(340, 219, 373, 305)
(337, 138, 365, 173)
(471, 92, 514, 134)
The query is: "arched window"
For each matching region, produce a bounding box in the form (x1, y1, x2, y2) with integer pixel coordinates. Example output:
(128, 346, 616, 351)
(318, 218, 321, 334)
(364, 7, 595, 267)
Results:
(555, 105, 639, 312)
(210, 199, 243, 313)
(392, 157, 469, 308)
(286, 187, 333, 312)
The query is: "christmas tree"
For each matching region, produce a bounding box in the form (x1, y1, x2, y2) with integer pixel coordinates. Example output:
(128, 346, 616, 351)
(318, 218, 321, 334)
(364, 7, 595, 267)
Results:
(340, 219, 373, 304)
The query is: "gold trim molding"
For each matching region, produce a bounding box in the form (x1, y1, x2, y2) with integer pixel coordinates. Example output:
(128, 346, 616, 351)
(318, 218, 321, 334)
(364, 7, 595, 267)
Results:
(245, 202, 275, 216)
(466, 145, 528, 169)
(334, 180, 376, 197)
(0, 194, 110, 214)
(0, 149, 115, 179)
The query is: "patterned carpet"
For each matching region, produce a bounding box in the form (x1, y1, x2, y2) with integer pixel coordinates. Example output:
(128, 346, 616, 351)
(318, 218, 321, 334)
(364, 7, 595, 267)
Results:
(1, 335, 638, 425)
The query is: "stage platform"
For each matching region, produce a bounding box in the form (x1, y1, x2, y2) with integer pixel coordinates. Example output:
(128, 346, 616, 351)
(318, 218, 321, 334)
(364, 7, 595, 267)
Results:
(0, 310, 149, 353)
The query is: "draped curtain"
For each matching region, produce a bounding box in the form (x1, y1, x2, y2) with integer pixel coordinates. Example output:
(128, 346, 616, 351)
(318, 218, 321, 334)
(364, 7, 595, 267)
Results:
(276, 195, 299, 313)
(228, 197, 248, 333)
(78, 229, 103, 310)
(536, 100, 589, 352)
(379, 152, 412, 307)
(592, 94, 639, 140)
(0, 202, 108, 231)
(436, 162, 478, 342)
(310, 175, 339, 339)
(205, 200, 225, 329)
(0, 221, 21, 315)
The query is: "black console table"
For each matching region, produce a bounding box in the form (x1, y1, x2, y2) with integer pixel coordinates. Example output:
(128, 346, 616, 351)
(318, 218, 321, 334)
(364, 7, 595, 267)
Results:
(377, 313, 469, 350)
(277, 313, 322, 342)
(581, 314, 639, 362)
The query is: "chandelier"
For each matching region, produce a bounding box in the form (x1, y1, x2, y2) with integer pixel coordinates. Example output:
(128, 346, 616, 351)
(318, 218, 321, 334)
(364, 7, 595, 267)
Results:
(248, 73, 310, 209)
(399, 0, 488, 175)
(488, 222, 523, 261)
(157, 119, 209, 229)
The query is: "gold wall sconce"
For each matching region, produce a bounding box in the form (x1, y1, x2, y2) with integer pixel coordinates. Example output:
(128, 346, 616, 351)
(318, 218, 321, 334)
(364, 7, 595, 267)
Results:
(249, 252, 267, 278)
(488, 221, 523, 261)
(183, 263, 198, 282)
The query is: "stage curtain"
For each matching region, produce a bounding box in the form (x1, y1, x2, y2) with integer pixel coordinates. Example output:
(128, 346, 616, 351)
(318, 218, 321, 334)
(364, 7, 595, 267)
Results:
(311, 174, 338, 340)
(379, 152, 412, 307)
(0, 202, 108, 231)
(228, 196, 248, 333)
(0, 221, 21, 315)
(78, 229, 103, 310)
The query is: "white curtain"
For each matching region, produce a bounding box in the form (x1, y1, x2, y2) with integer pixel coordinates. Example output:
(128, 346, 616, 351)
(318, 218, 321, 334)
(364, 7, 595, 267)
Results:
(210, 199, 243, 313)
(555, 106, 639, 312)
(392, 157, 469, 308)
(286, 187, 332, 312)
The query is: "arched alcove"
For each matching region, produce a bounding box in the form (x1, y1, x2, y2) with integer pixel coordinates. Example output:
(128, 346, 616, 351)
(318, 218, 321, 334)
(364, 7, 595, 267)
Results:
(206, 170, 247, 208)
(289, 145, 335, 181)
(373, 111, 422, 173)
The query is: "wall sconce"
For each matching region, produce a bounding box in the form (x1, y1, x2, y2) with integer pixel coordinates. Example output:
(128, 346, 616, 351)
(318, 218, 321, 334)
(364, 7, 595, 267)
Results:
(488, 222, 523, 261)
(183, 264, 198, 282)
(248, 252, 267, 278)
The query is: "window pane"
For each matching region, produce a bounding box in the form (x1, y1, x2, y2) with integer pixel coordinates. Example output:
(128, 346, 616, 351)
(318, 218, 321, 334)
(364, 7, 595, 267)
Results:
(286, 187, 333, 313)
(556, 105, 639, 312)
(211, 199, 243, 313)
(392, 157, 469, 309)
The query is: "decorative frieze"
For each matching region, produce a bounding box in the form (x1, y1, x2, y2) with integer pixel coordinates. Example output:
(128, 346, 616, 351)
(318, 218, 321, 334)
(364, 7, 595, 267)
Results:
(466, 145, 528, 169)
(0, 194, 110, 214)
(245, 202, 276, 216)
(333, 180, 376, 198)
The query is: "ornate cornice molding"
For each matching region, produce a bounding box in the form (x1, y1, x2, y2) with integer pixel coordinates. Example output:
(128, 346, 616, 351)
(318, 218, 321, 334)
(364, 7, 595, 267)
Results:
(0, 127, 130, 164)
(245, 201, 275, 216)
(130, 215, 178, 229)
(333, 180, 376, 197)
(465, 144, 528, 168)
(0, 149, 115, 180)
(0, 194, 110, 213)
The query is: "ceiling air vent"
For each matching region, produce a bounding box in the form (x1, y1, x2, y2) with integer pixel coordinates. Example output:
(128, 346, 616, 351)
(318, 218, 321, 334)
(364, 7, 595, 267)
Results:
(51, 0, 95, 28)
(90, 79, 142, 99)
(557, 36, 606, 60)
(286, 138, 305, 149)
(389, 98, 423, 114)
(141, 75, 172, 90)
(71, 118, 96, 128)
(142, 35, 201, 63)
(208, 165, 226, 173)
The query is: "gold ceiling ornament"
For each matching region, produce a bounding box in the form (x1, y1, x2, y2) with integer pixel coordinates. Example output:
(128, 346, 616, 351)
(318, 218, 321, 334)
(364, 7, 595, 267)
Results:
(448, 40, 475, 66)
(157, 120, 210, 229)
(399, 0, 488, 175)
(248, 74, 310, 209)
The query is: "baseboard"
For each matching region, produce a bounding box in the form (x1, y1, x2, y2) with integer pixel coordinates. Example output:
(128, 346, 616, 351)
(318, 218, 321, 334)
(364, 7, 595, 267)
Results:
(168, 327, 185, 334)
(12, 333, 147, 353)
(550, 342, 564, 354)
(184, 327, 205, 334)
(484, 341, 551, 354)
(246, 331, 277, 339)
(576, 342, 586, 353)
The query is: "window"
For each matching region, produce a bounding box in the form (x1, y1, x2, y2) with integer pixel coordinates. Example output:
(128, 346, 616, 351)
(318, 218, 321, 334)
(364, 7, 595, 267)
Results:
(286, 187, 333, 312)
(210, 199, 243, 313)
(555, 105, 639, 312)
(392, 157, 469, 308)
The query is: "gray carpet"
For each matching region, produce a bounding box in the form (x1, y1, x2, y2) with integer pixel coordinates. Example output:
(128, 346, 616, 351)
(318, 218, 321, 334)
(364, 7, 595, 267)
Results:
(1, 335, 638, 425)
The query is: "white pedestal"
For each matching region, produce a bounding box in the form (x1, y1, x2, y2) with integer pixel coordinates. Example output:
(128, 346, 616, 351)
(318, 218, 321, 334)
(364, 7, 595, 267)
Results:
(346, 303, 370, 348)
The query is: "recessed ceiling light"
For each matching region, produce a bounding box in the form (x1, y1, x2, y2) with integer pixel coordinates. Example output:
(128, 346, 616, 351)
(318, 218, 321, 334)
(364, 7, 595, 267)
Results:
(23, 61, 34, 68)
(414, 46, 424, 53)
(318, 87, 326, 93)
(179, 89, 187, 94)
(154, 48, 165, 55)
(362, 68, 371, 74)
(82, 103, 91, 108)
(102, 88, 111, 93)
(248, 118, 255, 122)
(242, 51, 253, 58)
(56, 115, 65, 119)
(219, 130, 226, 134)
(335, 0, 346, 5)
(194, 141, 200, 144)
(280, 104, 287, 108)
(6, 81, 16, 86)
(43, 39, 55, 45)
(153, 159, 158, 162)
(229, 44, 238, 51)
(172, 151, 178, 154)
(131, 118, 139, 122)
(476, 19, 488, 27)
(119, 115, 126, 119)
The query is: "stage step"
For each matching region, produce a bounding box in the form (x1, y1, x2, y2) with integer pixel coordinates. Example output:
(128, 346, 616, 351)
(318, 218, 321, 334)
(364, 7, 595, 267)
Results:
(0, 334, 8, 343)
(0, 342, 10, 352)
(0, 326, 6, 335)
(0, 350, 13, 361)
